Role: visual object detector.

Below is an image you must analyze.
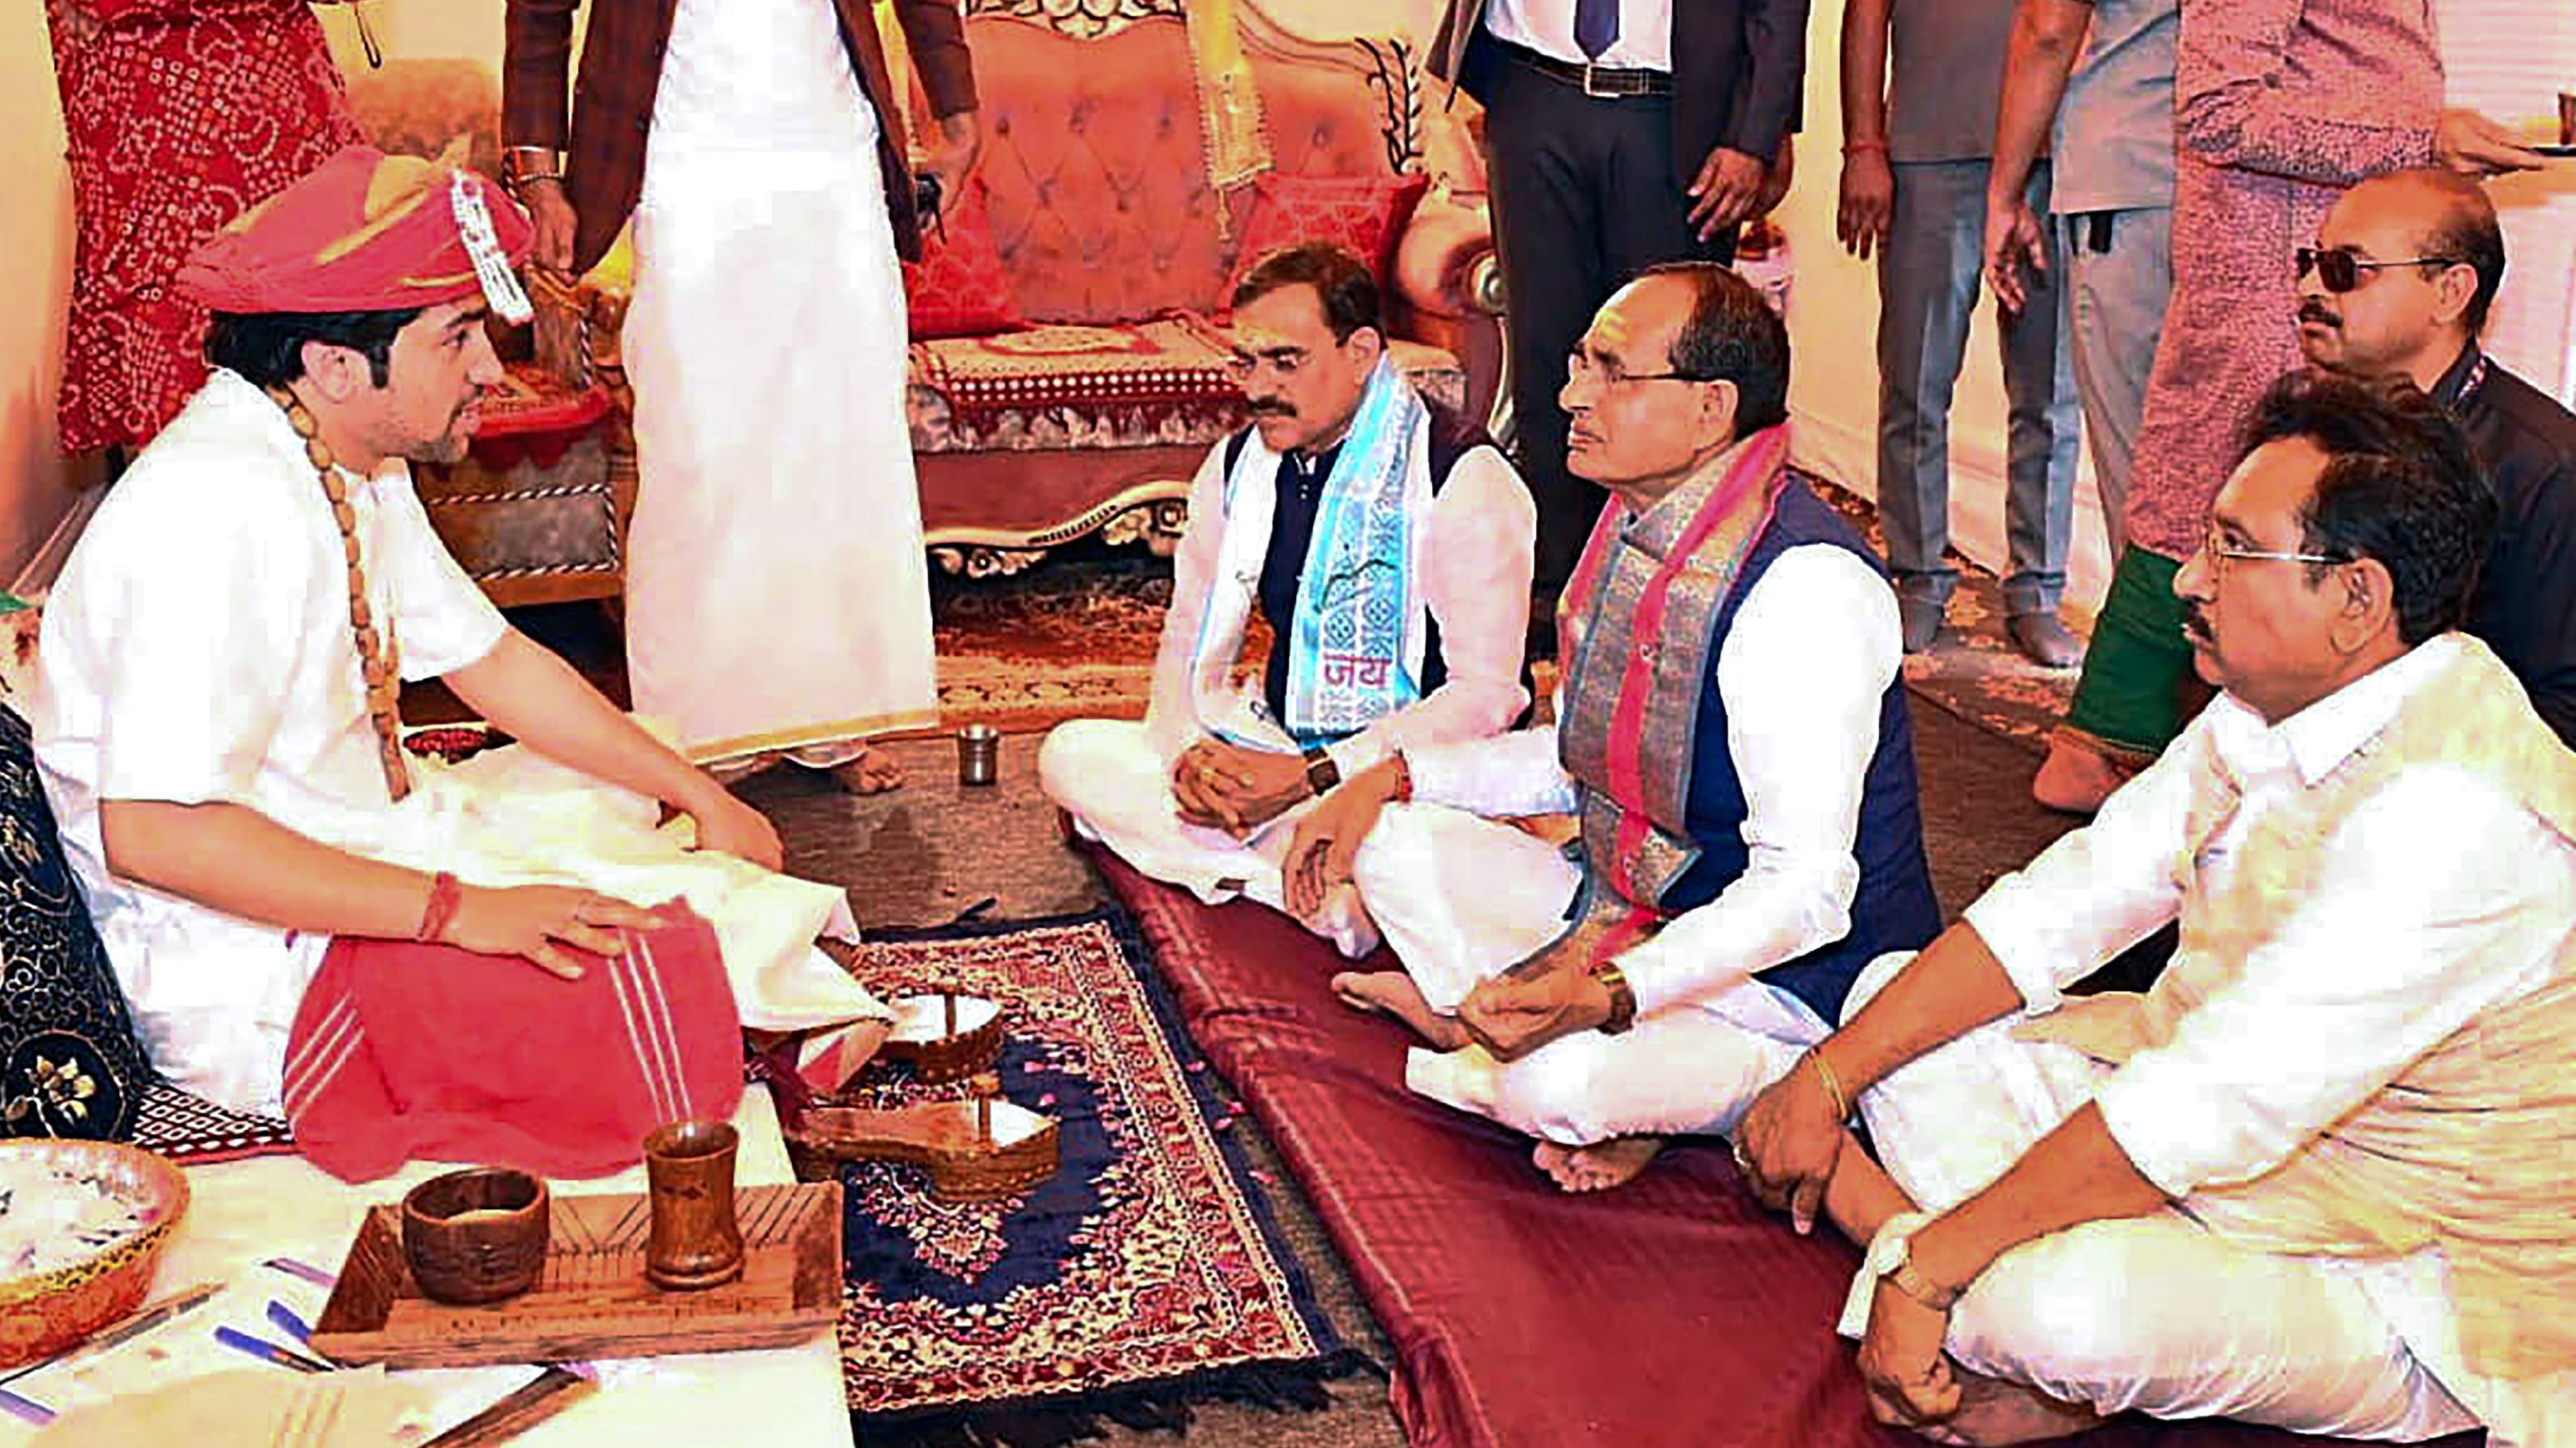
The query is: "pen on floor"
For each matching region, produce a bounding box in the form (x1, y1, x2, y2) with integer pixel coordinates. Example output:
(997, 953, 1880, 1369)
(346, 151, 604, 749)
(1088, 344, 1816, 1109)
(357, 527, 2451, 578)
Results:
(262, 1256, 338, 1289)
(213, 1326, 332, 1374)
(0, 1279, 230, 1385)
(266, 1300, 315, 1345)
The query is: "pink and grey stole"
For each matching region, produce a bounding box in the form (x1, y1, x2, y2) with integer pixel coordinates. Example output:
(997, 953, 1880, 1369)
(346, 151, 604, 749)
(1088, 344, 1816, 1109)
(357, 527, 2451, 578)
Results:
(1546, 426, 1791, 969)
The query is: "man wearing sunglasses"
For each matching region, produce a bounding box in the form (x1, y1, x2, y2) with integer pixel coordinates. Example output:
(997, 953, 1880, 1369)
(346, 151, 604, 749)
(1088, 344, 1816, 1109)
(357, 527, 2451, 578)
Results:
(2296, 168, 2576, 746)
(1738, 371, 2576, 1447)
(1040, 244, 1535, 956)
(1287, 263, 1939, 1194)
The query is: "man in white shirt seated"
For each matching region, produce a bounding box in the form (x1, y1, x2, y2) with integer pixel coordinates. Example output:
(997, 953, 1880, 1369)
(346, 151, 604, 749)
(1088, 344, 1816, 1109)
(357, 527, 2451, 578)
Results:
(33, 146, 897, 1178)
(1039, 243, 1536, 956)
(1287, 262, 1944, 1193)
(1737, 370, 2576, 1447)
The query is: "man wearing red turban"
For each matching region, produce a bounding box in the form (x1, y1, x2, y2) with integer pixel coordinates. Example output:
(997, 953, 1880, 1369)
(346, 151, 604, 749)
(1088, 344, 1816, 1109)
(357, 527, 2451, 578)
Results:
(27, 146, 914, 1181)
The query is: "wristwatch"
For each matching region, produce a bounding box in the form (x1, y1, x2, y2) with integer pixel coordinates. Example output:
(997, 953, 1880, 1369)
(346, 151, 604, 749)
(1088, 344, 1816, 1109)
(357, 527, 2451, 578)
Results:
(1863, 1211, 1962, 1312)
(1589, 962, 1637, 1034)
(1300, 742, 1341, 797)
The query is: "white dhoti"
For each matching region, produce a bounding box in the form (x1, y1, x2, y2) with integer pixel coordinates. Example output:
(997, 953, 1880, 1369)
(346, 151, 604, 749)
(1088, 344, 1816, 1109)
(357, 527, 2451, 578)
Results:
(1351, 801, 1828, 1145)
(1839, 952, 2489, 1440)
(1037, 719, 1378, 956)
(377, 744, 883, 1039)
(621, 0, 936, 766)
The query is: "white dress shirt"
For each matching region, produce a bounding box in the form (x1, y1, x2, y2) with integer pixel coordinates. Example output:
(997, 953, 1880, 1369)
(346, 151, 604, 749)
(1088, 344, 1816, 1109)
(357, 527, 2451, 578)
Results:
(1406, 539, 1903, 1017)
(1964, 632, 2576, 1198)
(1485, 0, 1675, 72)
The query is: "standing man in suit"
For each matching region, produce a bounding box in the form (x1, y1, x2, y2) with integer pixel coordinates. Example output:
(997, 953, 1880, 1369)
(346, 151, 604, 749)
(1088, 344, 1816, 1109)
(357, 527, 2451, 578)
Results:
(502, 0, 981, 794)
(1431, 0, 1812, 643)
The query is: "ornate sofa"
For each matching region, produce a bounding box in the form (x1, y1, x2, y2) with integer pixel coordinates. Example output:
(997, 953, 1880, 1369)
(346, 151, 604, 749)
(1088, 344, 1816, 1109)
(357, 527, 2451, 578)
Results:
(903, 0, 1504, 576)
(342, 5, 1502, 592)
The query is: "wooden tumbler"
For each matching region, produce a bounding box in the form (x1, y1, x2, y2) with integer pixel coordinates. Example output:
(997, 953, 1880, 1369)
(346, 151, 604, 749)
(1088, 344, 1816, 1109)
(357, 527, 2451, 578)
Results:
(642, 1120, 744, 1291)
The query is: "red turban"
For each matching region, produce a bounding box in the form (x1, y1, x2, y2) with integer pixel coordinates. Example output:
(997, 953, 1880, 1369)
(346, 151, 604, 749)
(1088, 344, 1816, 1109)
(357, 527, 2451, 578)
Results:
(176, 143, 535, 322)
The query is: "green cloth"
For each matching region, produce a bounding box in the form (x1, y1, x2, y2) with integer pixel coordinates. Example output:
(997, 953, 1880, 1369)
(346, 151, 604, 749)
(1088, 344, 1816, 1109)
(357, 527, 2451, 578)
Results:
(2064, 548, 2196, 757)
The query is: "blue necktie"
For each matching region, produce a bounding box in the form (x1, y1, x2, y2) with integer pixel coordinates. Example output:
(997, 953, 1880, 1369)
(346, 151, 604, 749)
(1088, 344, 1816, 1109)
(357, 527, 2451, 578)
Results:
(1573, 0, 1619, 59)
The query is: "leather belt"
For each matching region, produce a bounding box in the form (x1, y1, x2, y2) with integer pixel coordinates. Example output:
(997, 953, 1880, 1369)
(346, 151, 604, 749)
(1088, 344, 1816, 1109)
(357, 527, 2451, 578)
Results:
(1496, 39, 1671, 98)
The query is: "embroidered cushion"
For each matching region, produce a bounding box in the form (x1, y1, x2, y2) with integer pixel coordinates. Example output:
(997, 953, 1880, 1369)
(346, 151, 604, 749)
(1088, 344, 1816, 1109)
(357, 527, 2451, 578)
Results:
(1217, 173, 1432, 313)
(904, 179, 1026, 341)
(0, 702, 151, 1140)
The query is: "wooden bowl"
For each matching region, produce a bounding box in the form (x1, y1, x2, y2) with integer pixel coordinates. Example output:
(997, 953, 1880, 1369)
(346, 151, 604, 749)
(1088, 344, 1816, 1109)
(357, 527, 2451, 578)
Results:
(400, 1167, 551, 1306)
(0, 1140, 190, 1368)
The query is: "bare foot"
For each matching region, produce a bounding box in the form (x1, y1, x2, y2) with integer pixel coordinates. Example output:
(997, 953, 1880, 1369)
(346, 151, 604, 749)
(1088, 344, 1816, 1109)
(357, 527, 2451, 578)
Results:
(2031, 737, 2131, 815)
(1930, 1369, 2103, 1446)
(824, 748, 905, 795)
(1533, 1136, 1668, 1192)
(1330, 971, 1468, 1050)
(708, 751, 783, 785)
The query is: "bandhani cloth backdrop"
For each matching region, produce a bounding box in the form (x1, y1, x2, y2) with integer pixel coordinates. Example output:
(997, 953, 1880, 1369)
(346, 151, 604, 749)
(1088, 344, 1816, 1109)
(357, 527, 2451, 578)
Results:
(827, 914, 1369, 1443)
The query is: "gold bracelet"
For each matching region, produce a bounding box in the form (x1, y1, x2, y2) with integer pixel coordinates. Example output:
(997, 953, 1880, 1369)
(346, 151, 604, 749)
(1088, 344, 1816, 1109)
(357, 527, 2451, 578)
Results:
(1807, 1048, 1851, 1121)
(1589, 962, 1637, 1035)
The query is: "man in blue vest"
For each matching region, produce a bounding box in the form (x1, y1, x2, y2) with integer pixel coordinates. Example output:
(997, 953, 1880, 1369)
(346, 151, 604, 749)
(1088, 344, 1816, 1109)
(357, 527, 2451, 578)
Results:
(1290, 261, 1941, 1192)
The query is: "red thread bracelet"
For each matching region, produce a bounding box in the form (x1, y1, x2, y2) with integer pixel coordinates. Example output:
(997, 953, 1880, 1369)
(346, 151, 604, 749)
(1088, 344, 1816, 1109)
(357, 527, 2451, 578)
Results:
(417, 870, 463, 943)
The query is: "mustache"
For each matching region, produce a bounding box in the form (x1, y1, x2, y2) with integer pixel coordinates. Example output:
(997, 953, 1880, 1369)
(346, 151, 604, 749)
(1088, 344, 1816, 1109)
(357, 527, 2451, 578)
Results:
(1245, 400, 1295, 418)
(2298, 300, 2341, 327)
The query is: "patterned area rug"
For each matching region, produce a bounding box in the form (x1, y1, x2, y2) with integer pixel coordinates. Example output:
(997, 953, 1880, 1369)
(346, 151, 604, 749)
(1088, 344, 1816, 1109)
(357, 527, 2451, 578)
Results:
(825, 914, 1370, 1444)
(927, 496, 2078, 751)
(930, 551, 1268, 735)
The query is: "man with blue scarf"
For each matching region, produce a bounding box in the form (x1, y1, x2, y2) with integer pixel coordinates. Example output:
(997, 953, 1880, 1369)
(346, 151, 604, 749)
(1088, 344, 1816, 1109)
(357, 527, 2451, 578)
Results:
(1291, 263, 1941, 1193)
(1039, 244, 1537, 954)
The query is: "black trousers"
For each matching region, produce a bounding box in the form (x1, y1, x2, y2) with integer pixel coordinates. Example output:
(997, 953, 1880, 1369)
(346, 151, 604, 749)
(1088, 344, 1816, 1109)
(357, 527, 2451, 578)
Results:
(1482, 56, 1737, 594)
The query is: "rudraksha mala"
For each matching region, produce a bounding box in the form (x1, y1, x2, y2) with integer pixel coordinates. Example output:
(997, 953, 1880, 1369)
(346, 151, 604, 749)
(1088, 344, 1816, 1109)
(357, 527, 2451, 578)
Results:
(268, 386, 412, 802)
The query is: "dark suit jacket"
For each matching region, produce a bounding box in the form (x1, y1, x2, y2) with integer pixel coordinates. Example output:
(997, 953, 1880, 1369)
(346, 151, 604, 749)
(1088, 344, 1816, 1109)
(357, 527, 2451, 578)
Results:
(502, 0, 978, 273)
(1428, 0, 1807, 192)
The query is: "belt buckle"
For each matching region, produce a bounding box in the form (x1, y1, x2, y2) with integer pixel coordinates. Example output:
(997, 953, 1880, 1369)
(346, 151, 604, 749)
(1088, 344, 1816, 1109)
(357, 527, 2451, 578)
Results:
(1581, 62, 1622, 99)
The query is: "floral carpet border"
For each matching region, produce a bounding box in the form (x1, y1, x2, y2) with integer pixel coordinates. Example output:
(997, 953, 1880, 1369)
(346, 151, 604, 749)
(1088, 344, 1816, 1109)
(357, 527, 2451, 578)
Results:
(835, 909, 1377, 1447)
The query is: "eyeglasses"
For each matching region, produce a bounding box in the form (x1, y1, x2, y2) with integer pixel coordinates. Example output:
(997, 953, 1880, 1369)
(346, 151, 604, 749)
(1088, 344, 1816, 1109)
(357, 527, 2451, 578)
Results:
(1223, 347, 1309, 382)
(1564, 350, 1710, 391)
(2198, 521, 2346, 576)
(2294, 246, 2459, 294)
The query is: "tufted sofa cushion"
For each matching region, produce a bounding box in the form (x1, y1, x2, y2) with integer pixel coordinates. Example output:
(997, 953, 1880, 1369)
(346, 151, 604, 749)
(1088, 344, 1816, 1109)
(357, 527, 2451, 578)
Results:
(967, 8, 1441, 326)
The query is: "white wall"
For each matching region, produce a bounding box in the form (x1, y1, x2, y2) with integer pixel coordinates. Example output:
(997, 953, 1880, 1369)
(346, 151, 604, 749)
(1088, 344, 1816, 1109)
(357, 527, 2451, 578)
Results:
(3, 2, 86, 585)
(1769, 1, 2114, 618)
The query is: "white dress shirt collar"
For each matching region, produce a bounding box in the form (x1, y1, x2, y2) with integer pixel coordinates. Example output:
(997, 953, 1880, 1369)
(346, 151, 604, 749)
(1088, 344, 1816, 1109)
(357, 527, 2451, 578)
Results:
(2202, 634, 2464, 790)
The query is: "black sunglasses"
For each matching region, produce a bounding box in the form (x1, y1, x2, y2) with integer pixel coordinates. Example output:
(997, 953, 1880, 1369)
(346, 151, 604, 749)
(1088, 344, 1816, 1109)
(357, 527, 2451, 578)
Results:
(2295, 246, 2458, 294)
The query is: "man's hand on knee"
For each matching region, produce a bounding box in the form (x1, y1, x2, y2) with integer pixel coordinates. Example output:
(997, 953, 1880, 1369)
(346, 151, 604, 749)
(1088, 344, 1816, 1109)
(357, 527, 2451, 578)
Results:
(1457, 939, 1611, 1061)
(442, 883, 658, 981)
(1283, 756, 1405, 917)
(1736, 1047, 1851, 1234)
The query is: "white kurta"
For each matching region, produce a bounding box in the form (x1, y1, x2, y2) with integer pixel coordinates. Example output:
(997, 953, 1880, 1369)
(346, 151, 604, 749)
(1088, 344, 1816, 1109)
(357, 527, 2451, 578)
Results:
(34, 373, 880, 1117)
(1852, 635, 2576, 1443)
(622, 0, 937, 764)
(1386, 542, 1904, 1145)
(1038, 413, 1534, 950)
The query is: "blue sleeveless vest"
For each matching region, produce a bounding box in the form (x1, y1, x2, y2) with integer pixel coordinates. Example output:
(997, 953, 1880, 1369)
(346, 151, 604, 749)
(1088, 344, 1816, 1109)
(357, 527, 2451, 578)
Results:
(1659, 482, 1942, 1022)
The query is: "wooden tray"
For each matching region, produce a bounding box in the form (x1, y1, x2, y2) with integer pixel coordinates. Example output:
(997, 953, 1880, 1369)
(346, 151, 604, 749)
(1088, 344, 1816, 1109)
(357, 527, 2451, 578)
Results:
(311, 1183, 842, 1369)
